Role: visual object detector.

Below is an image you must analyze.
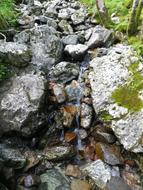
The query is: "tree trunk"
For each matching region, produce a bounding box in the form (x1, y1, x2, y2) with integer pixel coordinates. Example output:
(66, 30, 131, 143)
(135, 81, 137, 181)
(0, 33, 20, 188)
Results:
(136, 0, 143, 27)
(96, 0, 111, 27)
(127, 0, 140, 35)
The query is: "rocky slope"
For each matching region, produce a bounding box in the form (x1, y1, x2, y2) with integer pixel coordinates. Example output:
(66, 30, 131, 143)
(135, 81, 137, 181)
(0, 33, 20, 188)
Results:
(0, 0, 143, 189)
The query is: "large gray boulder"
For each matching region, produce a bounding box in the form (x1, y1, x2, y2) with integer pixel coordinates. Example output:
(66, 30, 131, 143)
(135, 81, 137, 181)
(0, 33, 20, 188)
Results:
(0, 42, 31, 67)
(14, 25, 63, 72)
(89, 44, 143, 152)
(0, 72, 46, 136)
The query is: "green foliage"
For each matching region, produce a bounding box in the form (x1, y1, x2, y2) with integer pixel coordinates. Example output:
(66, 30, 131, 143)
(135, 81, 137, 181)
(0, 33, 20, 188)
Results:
(100, 110, 113, 121)
(128, 36, 143, 56)
(0, 0, 18, 29)
(0, 64, 9, 81)
(112, 62, 143, 112)
(80, 0, 96, 14)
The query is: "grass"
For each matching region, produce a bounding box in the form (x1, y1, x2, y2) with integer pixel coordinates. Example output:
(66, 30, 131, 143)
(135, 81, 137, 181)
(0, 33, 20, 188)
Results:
(0, 0, 18, 29)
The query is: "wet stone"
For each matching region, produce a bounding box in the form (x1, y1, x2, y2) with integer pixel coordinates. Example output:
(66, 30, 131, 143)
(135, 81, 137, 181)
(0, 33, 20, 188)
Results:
(0, 144, 26, 169)
(24, 175, 41, 188)
(65, 164, 81, 178)
(80, 103, 93, 128)
(48, 61, 79, 84)
(95, 143, 123, 166)
(106, 177, 132, 190)
(43, 145, 75, 161)
(40, 168, 70, 190)
(61, 105, 77, 127)
(50, 83, 66, 103)
(65, 80, 83, 102)
(92, 125, 116, 144)
(70, 179, 91, 190)
(82, 159, 111, 188)
(78, 129, 88, 139)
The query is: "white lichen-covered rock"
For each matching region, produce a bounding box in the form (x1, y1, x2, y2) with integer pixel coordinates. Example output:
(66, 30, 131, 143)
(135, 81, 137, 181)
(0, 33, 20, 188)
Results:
(64, 44, 88, 60)
(0, 73, 46, 136)
(0, 42, 31, 67)
(82, 159, 111, 188)
(89, 44, 143, 152)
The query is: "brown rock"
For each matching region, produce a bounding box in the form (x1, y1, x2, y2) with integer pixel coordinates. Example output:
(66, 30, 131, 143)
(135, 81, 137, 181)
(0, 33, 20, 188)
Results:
(70, 179, 91, 190)
(65, 164, 81, 178)
(92, 125, 116, 144)
(65, 132, 77, 142)
(95, 143, 123, 165)
(122, 166, 142, 190)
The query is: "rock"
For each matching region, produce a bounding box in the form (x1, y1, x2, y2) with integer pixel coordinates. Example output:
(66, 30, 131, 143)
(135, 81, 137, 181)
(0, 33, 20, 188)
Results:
(71, 9, 87, 25)
(64, 44, 88, 60)
(82, 159, 111, 188)
(58, 20, 73, 34)
(89, 44, 143, 152)
(65, 80, 83, 102)
(58, 8, 74, 20)
(65, 164, 81, 178)
(64, 132, 77, 142)
(122, 166, 142, 190)
(80, 103, 93, 128)
(24, 175, 41, 187)
(105, 177, 132, 190)
(70, 179, 91, 190)
(15, 25, 63, 72)
(0, 144, 26, 169)
(92, 125, 116, 144)
(62, 35, 79, 45)
(40, 168, 70, 190)
(0, 73, 46, 136)
(0, 42, 31, 67)
(49, 83, 66, 103)
(61, 105, 78, 127)
(0, 183, 8, 190)
(48, 61, 79, 84)
(86, 25, 114, 48)
(24, 150, 41, 172)
(78, 129, 88, 139)
(43, 145, 75, 161)
(16, 186, 36, 190)
(95, 143, 123, 165)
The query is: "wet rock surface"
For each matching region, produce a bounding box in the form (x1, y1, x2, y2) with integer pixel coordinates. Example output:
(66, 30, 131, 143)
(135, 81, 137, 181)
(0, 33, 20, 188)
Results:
(0, 0, 142, 189)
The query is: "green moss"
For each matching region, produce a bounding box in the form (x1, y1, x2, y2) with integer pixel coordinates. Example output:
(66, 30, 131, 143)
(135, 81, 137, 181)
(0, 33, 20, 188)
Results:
(112, 62, 143, 112)
(100, 111, 113, 121)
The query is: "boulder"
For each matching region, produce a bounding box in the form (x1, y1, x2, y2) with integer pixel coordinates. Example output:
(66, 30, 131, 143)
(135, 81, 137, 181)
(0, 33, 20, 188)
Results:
(14, 25, 63, 72)
(0, 73, 46, 136)
(89, 44, 143, 152)
(86, 25, 114, 48)
(0, 42, 31, 67)
(48, 61, 79, 83)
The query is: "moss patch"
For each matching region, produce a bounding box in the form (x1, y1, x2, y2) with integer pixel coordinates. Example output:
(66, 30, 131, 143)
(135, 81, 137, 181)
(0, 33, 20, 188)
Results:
(100, 110, 113, 121)
(112, 62, 143, 112)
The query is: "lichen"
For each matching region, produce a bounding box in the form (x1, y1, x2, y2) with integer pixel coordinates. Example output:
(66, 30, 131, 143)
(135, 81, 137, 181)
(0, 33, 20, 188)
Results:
(112, 62, 143, 112)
